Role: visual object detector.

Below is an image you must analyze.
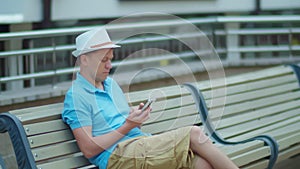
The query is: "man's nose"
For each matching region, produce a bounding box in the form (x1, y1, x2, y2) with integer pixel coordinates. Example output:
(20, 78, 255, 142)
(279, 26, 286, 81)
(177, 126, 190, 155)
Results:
(105, 60, 112, 69)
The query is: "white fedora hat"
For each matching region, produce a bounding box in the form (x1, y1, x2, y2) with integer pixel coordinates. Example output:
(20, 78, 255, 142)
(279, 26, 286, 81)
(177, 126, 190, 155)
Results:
(72, 27, 120, 57)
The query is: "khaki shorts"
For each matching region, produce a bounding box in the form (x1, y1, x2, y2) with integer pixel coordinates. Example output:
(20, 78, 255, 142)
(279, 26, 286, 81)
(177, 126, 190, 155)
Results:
(107, 126, 194, 169)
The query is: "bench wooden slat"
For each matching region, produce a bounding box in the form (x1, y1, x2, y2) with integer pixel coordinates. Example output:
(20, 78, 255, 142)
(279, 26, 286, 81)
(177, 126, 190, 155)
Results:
(219, 140, 265, 158)
(225, 74, 297, 94)
(214, 99, 300, 129)
(24, 119, 68, 136)
(28, 130, 74, 148)
(147, 104, 197, 124)
(125, 85, 189, 103)
(142, 115, 201, 134)
(229, 120, 300, 142)
(209, 91, 300, 119)
(151, 95, 194, 112)
(204, 81, 299, 109)
(231, 147, 271, 167)
(219, 109, 300, 139)
(77, 165, 97, 169)
(202, 73, 297, 99)
(243, 160, 269, 169)
(216, 66, 293, 87)
(15, 110, 62, 124)
(226, 125, 300, 159)
(193, 65, 294, 91)
(220, 116, 299, 140)
(36, 155, 91, 169)
(11, 103, 64, 115)
(228, 82, 298, 103)
(33, 141, 80, 162)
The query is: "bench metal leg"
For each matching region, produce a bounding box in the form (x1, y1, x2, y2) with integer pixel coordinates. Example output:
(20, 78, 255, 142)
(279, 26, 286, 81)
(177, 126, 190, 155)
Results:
(0, 113, 36, 169)
(182, 83, 279, 169)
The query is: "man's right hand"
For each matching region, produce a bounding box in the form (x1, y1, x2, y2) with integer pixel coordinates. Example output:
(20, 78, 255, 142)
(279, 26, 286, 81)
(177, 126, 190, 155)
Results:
(126, 104, 151, 128)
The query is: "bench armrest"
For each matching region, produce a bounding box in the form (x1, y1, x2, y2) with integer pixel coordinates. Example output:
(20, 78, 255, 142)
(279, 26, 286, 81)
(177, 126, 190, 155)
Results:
(288, 63, 300, 86)
(182, 83, 279, 169)
(0, 113, 37, 169)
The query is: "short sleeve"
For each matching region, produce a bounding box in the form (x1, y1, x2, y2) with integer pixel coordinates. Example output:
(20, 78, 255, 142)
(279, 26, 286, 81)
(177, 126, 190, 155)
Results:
(62, 90, 92, 130)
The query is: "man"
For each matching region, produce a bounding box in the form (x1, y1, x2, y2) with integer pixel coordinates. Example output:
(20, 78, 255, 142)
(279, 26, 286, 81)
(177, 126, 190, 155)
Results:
(62, 27, 238, 169)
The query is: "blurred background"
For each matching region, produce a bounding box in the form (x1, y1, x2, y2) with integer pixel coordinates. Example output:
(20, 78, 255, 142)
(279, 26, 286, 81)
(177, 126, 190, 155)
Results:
(0, 0, 299, 112)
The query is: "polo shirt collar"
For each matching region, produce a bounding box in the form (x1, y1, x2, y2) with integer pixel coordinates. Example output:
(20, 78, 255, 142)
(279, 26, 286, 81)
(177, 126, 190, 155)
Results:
(76, 72, 110, 94)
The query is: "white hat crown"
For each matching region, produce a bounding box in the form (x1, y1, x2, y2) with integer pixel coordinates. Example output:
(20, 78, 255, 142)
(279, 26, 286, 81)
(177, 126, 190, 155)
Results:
(72, 27, 120, 57)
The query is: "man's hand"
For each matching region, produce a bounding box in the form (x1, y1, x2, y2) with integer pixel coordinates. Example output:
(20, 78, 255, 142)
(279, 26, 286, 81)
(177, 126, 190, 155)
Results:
(126, 103, 151, 128)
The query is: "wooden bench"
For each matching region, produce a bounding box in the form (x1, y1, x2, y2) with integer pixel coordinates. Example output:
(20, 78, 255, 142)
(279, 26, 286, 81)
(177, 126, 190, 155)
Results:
(1, 65, 296, 169)
(185, 64, 300, 169)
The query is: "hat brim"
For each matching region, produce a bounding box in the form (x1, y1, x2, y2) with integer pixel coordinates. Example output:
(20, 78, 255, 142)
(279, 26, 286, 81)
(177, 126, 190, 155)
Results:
(72, 44, 120, 57)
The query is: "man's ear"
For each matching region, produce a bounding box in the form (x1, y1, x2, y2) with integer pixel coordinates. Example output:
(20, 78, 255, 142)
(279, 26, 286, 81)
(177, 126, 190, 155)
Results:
(80, 54, 88, 66)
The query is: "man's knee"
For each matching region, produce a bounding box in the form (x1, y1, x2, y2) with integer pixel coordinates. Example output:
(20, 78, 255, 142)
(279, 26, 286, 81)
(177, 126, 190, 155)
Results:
(190, 126, 211, 144)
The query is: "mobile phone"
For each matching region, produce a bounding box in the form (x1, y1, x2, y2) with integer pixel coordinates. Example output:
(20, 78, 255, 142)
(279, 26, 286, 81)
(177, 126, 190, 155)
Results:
(141, 98, 156, 112)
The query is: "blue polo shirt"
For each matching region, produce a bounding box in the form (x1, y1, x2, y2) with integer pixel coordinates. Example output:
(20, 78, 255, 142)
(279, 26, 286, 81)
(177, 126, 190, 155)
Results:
(62, 73, 148, 169)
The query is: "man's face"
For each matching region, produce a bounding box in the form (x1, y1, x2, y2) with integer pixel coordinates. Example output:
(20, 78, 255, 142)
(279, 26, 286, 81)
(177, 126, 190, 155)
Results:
(85, 49, 114, 83)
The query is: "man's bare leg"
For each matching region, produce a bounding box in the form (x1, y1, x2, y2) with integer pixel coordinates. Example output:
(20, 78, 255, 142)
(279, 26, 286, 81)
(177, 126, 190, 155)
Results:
(192, 154, 213, 169)
(190, 126, 239, 169)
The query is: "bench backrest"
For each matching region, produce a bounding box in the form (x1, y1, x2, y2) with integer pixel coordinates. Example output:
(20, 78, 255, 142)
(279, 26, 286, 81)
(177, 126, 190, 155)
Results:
(199, 65, 300, 140)
(9, 84, 198, 169)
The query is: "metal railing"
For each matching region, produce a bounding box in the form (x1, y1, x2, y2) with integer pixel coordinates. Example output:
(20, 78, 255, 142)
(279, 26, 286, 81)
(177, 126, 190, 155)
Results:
(0, 15, 300, 94)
